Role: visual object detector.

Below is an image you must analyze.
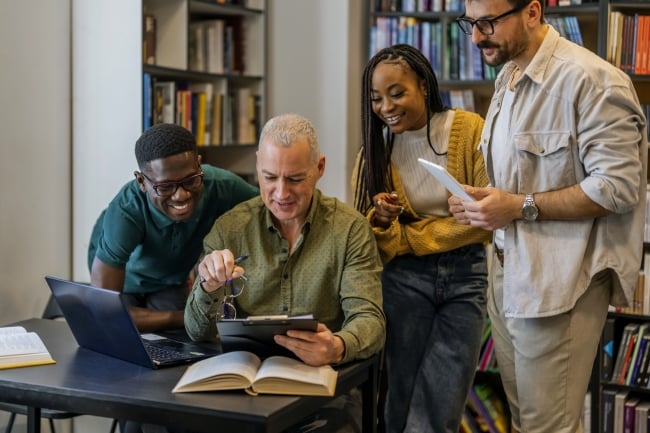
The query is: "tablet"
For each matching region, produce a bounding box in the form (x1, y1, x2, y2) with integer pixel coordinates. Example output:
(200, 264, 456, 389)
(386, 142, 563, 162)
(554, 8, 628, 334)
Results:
(217, 315, 318, 347)
(417, 158, 475, 201)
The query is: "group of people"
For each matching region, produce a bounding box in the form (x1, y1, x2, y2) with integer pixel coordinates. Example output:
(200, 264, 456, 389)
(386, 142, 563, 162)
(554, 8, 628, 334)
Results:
(88, 0, 648, 432)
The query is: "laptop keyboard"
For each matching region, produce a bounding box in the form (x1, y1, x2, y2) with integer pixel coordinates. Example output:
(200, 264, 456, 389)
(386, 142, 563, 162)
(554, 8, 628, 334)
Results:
(142, 340, 191, 362)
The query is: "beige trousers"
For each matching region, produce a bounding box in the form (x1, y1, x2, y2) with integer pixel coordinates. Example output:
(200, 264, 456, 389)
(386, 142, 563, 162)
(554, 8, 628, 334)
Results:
(488, 255, 610, 433)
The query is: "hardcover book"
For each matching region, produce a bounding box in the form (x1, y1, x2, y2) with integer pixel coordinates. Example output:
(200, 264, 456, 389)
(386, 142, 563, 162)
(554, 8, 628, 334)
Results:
(0, 326, 55, 369)
(602, 317, 616, 381)
(613, 324, 639, 383)
(172, 350, 337, 396)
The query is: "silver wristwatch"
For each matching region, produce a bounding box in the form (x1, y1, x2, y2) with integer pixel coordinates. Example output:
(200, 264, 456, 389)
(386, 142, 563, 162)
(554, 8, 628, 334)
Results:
(521, 193, 539, 221)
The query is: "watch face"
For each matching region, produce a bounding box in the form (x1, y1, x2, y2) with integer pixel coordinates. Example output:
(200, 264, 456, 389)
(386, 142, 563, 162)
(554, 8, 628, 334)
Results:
(522, 204, 538, 221)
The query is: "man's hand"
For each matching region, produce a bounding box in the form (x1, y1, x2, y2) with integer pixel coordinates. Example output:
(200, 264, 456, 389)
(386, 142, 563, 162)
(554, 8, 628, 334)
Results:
(449, 186, 522, 231)
(273, 323, 345, 366)
(197, 249, 246, 293)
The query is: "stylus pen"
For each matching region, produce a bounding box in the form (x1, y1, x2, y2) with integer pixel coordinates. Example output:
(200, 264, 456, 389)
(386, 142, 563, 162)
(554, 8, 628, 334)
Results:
(234, 254, 249, 264)
(234, 254, 249, 281)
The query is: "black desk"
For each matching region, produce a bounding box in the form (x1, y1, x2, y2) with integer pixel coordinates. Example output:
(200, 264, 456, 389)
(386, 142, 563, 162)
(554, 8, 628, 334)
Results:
(0, 319, 378, 433)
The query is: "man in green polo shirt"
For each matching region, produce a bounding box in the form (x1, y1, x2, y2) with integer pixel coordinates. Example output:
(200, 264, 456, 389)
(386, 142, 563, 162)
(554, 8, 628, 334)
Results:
(88, 123, 258, 333)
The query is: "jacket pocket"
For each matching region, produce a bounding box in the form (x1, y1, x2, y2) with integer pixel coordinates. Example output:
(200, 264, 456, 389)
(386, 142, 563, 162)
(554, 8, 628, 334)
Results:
(514, 132, 576, 192)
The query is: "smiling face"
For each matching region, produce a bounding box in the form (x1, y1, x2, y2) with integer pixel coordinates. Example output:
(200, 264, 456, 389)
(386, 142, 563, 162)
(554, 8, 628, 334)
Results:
(136, 151, 204, 222)
(256, 137, 324, 229)
(370, 60, 429, 134)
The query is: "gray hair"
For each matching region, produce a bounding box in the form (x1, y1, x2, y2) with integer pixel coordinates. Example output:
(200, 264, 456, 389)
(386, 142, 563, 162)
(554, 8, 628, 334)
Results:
(259, 114, 321, 163)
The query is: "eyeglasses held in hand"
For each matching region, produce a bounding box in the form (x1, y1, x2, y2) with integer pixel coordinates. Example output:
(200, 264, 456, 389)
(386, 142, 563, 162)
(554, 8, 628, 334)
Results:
(220, 274, 247, 320)
(139, 171, 204, 197)
(455, 1, 529, 36)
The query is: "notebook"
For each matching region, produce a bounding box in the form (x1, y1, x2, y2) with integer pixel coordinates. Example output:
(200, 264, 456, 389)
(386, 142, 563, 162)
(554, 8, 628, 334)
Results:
(44, 276, 219, 369)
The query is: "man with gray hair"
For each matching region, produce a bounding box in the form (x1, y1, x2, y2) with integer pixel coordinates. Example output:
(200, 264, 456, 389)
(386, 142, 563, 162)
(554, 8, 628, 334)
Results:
(186, 113, 385, 432)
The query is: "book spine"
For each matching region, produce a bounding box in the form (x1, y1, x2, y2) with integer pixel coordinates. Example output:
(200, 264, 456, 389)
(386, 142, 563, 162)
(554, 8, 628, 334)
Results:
(143, 14, 156, 65)
(602, 317, 616, 381)
(602, 389, 616, 433)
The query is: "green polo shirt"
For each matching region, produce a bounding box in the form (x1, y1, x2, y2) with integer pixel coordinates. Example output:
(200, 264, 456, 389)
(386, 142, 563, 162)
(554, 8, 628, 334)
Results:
(185, 189, 386, 363)
(89, 164, 258, 294)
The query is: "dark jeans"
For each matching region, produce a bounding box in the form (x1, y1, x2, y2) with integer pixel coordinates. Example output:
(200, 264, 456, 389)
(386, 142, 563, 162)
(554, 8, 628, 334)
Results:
(382, 244, 488, 433)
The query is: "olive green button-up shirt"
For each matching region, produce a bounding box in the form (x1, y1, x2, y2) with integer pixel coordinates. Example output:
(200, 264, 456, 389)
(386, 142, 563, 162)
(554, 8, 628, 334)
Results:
(185, 189, 385, 363)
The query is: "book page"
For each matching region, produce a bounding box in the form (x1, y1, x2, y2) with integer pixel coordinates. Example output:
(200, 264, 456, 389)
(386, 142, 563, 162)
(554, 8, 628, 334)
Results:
(0, 331, 49, 356)
(0, 326, 27, 335)
(172, 351, 261, 393)
(0, 330, 55, 369)
(252, 356, 337, 396)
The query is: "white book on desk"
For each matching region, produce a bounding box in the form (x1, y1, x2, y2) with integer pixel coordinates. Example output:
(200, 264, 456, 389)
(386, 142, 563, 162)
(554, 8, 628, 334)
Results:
(0, 326, 55, 369)
(172, 350, 337, 396)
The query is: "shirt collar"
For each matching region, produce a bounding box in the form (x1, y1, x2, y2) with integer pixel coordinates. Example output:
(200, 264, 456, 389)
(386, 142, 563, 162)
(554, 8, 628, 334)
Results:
(521, 24, 560, 85)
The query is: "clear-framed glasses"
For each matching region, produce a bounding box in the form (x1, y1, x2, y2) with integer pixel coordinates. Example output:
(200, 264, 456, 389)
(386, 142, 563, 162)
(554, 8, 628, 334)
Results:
(139, 171, 204, 197)
(219, 274, 247, 320)
(455, 1, 529, 36)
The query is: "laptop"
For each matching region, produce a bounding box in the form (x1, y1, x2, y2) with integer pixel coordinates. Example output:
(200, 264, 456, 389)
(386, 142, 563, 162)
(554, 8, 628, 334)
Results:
(44, 276, 219, 369)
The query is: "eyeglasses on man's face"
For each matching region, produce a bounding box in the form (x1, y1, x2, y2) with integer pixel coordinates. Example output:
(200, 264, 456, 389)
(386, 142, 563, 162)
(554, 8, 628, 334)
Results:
(456, 1, 529, 36)
(139, 171, 204, 197)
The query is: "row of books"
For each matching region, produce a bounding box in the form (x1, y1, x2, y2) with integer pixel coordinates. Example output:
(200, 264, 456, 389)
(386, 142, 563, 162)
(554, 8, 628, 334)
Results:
(369, 17, 500, 81)
(602, 390, 650, 433)
(441, 89, 477, 113)
(369, 14, 584, 76)
(607, 322, 650, 388)
(188, 17, 246, 75)
(372, 0, 595, 13)
(547, 0, 597, 6)
(462, 380, 510, 433)
(476, 319, 497, 372)
(372, 0, 463, 13)
(546, 15, 584, 46)
(143, 74, 260, 146)
(607, 13, 650, 76)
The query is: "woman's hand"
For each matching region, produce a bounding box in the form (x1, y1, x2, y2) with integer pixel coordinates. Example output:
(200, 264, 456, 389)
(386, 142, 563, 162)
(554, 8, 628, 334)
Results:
(372, 191, 404, 229)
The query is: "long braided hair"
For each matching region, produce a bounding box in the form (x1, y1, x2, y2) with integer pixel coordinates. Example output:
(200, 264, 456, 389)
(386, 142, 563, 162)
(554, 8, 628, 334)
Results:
(353, 44, 448, 213)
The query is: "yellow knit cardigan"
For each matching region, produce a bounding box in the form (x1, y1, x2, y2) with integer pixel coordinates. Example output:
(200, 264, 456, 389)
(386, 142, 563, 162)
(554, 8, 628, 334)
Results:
(356, 109, 492, 264)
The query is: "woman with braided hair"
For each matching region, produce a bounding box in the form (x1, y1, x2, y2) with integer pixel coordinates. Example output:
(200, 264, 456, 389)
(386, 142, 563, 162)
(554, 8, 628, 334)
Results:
(353, 44, 491, 433)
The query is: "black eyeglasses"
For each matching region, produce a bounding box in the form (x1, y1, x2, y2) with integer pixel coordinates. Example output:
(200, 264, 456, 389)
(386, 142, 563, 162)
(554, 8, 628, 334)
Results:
(456, 2, 529, 36)
(139, 171, 204, 197)
(219, 275, 247, 320)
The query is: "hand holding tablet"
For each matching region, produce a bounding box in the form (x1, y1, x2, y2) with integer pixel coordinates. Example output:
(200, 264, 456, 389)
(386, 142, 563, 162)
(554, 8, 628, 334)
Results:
(417, 158, 475, 202)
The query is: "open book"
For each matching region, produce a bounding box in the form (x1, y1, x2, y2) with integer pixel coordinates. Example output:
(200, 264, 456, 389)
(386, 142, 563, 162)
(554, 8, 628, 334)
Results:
(0, 326, 56, 369)
(172, 351, 338, 396)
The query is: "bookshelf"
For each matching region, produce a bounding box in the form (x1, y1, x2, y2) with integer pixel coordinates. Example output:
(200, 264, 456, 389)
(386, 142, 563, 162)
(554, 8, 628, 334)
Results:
(142, 0, 266, 183)
(593, 0, 650, 427)
(71, 0, 265, 281)
(368, 1, 649, 432)
(368, 0, 650, 117)
(594, 311, 650, 433)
